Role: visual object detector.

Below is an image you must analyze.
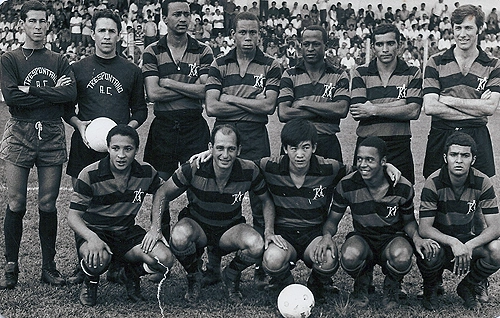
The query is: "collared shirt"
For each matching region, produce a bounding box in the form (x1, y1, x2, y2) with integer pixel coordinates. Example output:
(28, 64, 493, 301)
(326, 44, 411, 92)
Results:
(142, 34, 214, 114)
(278, 58, 349, 134)
(420, 166, 498, 238)
(70, 158, 163, 232)
(424, 45, 500, 126)
(351, 57, 422, 138)
(259, 155, 344, 229)
(206, 47, 282, 123)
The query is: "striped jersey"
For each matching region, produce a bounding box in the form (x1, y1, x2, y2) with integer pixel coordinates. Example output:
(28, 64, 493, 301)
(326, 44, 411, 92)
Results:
(424, 45, 500, 126)
(206, 47, 282, 123)
(259, 155, 345, 229)
(142, 34, 214, 114)
(172, 158, 267, 227)
(70, 158, 163, 232)
(351, 57, 422, 138)
(331, 171, 415, 237)
(278, 59, 350, 135)
(419, 166, 498, 238)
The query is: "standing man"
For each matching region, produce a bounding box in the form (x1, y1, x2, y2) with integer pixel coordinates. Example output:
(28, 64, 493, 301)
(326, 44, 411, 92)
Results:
(65, 9, 148, 284)
(350, 23, 422, 184)
(417, 132, 500, 310)
(0, 0, 77, 289)
(142, 0, 214, 239)
(205, 11, 281, 285)
(68, 125, 174, 306)
(422, 4, 500, 179)
(278, 25, 349, 162)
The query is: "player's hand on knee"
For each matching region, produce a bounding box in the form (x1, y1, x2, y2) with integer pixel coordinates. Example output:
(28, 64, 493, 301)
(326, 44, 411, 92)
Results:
(142, 228, 162, 253)
(265, 232, 288, 250)
(86, 237, 112, 269)
(451, 240, 472, 276)
(414, 237, 440, 260)
(313, 235, 335, 265)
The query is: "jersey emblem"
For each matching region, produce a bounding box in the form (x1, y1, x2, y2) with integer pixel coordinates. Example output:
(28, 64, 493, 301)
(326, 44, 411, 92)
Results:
(397, 84, 407, 99)
(312, 185, 325, 200)
(133, 188, 144, 203)
(253, 74, 266, 89)
(467, 200, 476, 215)
(322, 83, 335, 100)
(385, 206, 398, 218)
(189, 63, 199, 77)
(476, 77, 488, 91)
(231, 191, 245, 205)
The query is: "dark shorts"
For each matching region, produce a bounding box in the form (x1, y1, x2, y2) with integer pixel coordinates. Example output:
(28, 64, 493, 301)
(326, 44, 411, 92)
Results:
(356, 135, 414, 184)
(423, 123, 495, 178)
(441, 234, 476, 271)
(178, 207, 246, 248)
(0, 118, 67, 168)
(214, 121, 270, 160)
(144, 111, 210, 175)
(66, 130, 109, 178)
(76, 225, 146, 259)
(346, 231, 412, 267)
(276, 225, 323, 263)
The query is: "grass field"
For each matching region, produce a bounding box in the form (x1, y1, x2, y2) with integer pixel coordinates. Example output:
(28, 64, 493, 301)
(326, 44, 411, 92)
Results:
(1, 102, 500, 318)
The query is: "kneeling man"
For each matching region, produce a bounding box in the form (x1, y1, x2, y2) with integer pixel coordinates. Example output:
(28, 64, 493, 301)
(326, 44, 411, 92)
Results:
(68, 125, 174, 306)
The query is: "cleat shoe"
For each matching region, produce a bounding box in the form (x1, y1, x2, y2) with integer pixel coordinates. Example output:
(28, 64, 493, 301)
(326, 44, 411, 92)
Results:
(41, 266, 66, 286)
(67, 264, 85, 285)
(422, 284, 438, 311)
(202, 268, 221, 287)
(382, 277, 399, 310)
(80, 276, 99, 306)
(350, 271, 370, 308)
(221, 267, 243, 304)
(107, 266, 127, 285)
(185, 272, 202, 303)
(124, 266, 145, 302)
(475, 279, 489, 303)
(253, 266, 267, 290)
(417, 282, 444, 299)
(264, 274, 294, 293)
(457, 280, 479, 309)
(306, 274, 327, 303)
(0, 262, 19, 290)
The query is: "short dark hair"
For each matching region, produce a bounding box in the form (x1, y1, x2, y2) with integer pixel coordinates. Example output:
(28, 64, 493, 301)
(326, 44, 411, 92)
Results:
(372, 23, 401, 44)
(302, 25, 327, 44)
(451, 4, 484, 32)
(444, 132, 477, 157)
(107, 124, 140, 148)
(92, 9, 121, 33)
(281, 119, 318, 148)
(162, 0, 188, 16)
(358, 136, 387, 159)
(233, 11, 260, 30)
(20, 0, 47, 21)
(211, 124, 241, 146)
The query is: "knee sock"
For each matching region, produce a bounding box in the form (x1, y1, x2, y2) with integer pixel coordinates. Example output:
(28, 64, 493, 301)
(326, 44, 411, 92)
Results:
(465, 258, 500, 285)
(4, 206, 26, 263)
(384, 260, 412, 283)
(264, 262, 294, 285)
(206, 245, 222, 273)
(225, 250, 259, 282)
(311, 260, 339, 284)
(416, 257, 444, 287)
(171, 243, 203, 274)
(39, 209, 57, 269)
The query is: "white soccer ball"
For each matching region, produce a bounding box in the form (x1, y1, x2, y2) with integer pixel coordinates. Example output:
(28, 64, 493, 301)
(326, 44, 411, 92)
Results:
(277, 284, 315, 318)
(85, 117, 117, 152)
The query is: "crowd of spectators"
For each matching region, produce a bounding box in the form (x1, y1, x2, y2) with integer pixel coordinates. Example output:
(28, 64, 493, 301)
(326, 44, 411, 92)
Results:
(0, 0, 500, 70)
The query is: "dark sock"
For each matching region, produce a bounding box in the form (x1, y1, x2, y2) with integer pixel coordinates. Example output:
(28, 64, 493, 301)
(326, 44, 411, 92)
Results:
(226, 251, 257, 282)
(171, 243, 201, 274)
(39, 209, 57, 269)
(466, 258, 499, 285)
(4, 206, 26, 263)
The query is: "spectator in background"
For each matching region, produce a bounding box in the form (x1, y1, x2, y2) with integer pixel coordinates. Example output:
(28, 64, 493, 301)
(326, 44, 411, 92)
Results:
(144, 15, 157, 47)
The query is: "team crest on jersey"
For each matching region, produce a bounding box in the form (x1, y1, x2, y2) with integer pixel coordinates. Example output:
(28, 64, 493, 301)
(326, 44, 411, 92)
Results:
(476, 77, 488, 91)
(385, 206, 398, 218)
(231, 191, 245, 205)
(322, 83, 335, 100)
(312, 185, 325, 200)
(397, 84, 407, 99)
(24, 67, 57, 86)
(467, 200, 476, 215)
(133, 188, 145, 203)
(253, 74, 266, 88)
(87, 71, 124, 95)
(189, 63, 199, 77)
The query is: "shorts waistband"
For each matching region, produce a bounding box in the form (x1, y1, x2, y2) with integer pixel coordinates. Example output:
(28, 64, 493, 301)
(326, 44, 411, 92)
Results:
(154, 109, 203, 122)
(431, 119, 486, 130)
(10, 117, 62, 124)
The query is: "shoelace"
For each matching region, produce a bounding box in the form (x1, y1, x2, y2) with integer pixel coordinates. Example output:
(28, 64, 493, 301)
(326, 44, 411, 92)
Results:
(35, 121, 43, 140)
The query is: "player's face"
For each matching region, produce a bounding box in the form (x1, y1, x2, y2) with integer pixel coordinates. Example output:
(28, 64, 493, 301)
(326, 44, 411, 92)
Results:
(165, 2, 190, 35)
(372, 32, 399, 64)
(453, 15, 478, 52)
(356, 146, 386, 181)
(233, 19, 260, 53)
(22, 10, 48, 45)
(284, 140, 316, 170)
(210, 131, 241, 171)
(92, 17, 119, 58)
(301, 30, 325, 65)
(444, 144, 476, 177)
(108, 134, 138, 173)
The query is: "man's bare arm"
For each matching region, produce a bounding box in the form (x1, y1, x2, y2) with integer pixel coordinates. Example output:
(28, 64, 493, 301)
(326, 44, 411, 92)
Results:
(205, 89, 249, 118)
(159, 74, 209, 100)
(144, 76, 184, 102)
(439, 90, 500, 117)
(423, 93, 475, 120)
